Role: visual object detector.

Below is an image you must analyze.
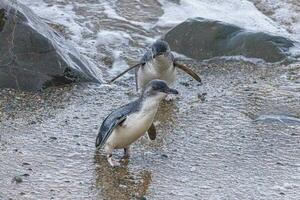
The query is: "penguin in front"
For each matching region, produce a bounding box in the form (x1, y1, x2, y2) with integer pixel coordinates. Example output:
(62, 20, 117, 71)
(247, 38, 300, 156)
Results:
(110, 40, 201, 98)
(95, 79, 178, 167)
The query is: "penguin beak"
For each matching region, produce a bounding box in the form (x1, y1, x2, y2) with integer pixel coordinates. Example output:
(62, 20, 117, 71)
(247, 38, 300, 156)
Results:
(164, 88, 178, 95)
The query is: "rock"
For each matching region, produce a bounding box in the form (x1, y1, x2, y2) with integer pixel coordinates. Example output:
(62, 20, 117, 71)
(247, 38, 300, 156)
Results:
(49, 136, 57, 140)
(12, 176, 23, 183)
(161, 154, 168, 159)
(0, 1, 101, 91)
(164, 18, 294, 62)
(197, 92, 207, 102)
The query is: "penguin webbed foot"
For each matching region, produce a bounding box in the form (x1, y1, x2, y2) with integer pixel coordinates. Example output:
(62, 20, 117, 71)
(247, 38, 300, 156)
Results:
(107, 154, 121, 167)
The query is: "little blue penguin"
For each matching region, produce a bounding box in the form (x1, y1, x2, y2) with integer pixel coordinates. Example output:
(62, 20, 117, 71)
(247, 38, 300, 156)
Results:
(95, 79, 178, 167)
(110, 40, 201, 96)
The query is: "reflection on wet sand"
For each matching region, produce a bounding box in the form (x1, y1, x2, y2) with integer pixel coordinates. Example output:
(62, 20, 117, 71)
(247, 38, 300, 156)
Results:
(156, 101, 178, 126)
(94, 152, 152, 200)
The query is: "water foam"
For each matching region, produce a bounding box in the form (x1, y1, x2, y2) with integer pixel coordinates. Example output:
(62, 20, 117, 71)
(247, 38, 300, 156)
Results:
(157, 0, 290, 37)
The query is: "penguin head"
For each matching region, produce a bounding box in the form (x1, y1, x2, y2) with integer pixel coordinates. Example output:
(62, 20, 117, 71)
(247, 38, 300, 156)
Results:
(142, 79, 178, 99)
(151, 40, 171, 58)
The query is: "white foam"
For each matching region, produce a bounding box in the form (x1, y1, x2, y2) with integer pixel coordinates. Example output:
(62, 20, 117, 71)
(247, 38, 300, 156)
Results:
(157, 0, 290, 37)
(96, 30, 132, 47)
(249, 0, 300, 41)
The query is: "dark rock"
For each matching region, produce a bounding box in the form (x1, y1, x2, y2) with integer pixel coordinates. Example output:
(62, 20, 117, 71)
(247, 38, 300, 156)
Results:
(49, 136, 57, 140)
(21, 173, 30, 177)
(0, 1, 101, 91)
(22, 162, 30, 166)
(197, 92, 207, 102)
(12, 176, 23, 183)
(164, 18, 294, 62)
(161, 154, 168, 159)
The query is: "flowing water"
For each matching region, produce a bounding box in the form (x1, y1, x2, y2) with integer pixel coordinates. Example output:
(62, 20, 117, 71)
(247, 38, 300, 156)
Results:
(1, 0, 300, 199)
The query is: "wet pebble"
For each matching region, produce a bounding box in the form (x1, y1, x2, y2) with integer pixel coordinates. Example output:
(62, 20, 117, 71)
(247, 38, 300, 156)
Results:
(190, 166, 196, 172)
(49, 136, 57, 140)
(179, 82, 190, 87)
(161, 154, 168, 159)
(29, 120, 37, 125)
(119, 184, 127, 189)
(197, 92, 207, 102)
(12, 176, 23, 183)
(21, 173, 30, 177)
(276, 162, 285, 166)
(22, 162, 30, 166)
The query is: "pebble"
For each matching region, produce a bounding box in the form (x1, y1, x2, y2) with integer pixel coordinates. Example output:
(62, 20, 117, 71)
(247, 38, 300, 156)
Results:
(197, 92, 207, 102)
(49, 136, 57, 140)
(12, 176, 23, 183)
(161, 154, 168, 159)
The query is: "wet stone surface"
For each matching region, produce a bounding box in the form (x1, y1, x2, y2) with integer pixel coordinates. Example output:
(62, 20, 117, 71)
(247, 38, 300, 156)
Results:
(1, 61, 300, 200)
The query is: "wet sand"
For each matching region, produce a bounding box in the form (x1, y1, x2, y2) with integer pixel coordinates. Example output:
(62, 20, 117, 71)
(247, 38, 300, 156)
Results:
(1, 61, 300, 199)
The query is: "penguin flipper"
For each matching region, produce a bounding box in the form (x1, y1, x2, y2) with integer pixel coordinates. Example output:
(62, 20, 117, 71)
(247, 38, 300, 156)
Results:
(174, 62, 202, 83)
(147, 123, 156, 140)
(95, 115, 127, 148)
(109, 63, 144, 83)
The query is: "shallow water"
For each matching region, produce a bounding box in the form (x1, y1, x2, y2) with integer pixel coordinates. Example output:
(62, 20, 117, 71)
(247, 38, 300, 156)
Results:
(1, 61, 300, 199)
(1, 0, 300, 199)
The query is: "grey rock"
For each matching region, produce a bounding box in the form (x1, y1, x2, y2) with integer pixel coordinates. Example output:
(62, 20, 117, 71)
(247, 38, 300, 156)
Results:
(0, 0, 101, 91)
(164, 18, 295, 62)
(12, 176, 23, 183)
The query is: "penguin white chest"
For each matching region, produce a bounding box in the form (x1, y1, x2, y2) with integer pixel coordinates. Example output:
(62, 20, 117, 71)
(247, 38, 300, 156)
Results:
(138, 57, 176, 90)
(106, 101, 158, 149)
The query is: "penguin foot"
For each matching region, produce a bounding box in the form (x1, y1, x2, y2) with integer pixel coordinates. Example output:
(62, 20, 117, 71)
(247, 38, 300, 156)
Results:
(107, 154, 121, 167)
(165, 94, 177, 101)
(122, 147, 130, 160)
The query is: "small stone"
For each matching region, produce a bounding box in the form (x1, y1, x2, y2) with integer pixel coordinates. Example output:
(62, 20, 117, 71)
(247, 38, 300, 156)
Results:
(161, 154, 168, 159)
(179, 82, 190, 87)
(190, 167, 196, 172)
(197, 92, 207, 102)
(49, 136, 57, 140)
(21, 173, 30, 177)
(276, 162, 284, 166)
(29, 120, 37, 125)
(279, 192, 285, 195)
(22, 162, 30, 166)
(12, 176, 23, 183)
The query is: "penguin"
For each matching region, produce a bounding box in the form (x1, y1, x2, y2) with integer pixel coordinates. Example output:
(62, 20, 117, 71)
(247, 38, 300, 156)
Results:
(109, 40, 201, 96)
(95, 79, 178, 167)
